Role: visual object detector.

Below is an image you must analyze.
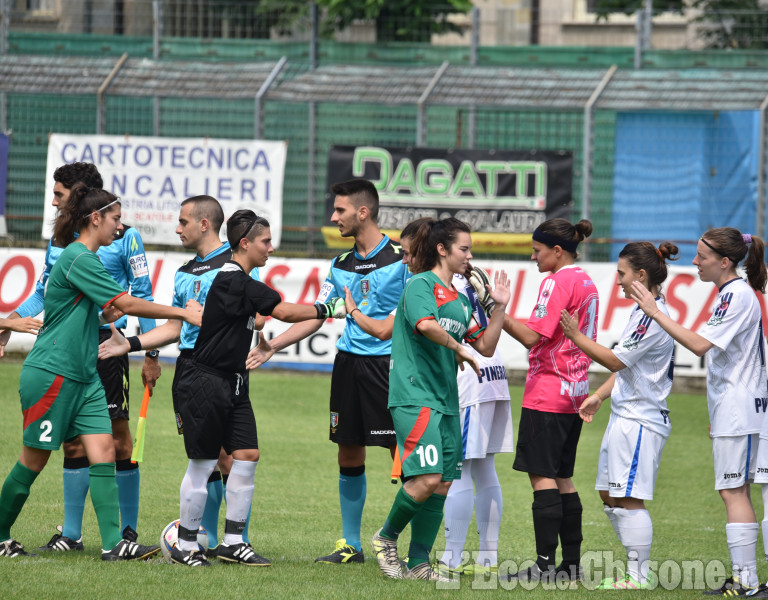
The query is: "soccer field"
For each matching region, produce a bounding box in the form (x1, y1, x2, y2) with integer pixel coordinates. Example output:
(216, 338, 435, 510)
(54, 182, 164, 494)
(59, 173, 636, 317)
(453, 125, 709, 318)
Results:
(0, 360, 759, 599)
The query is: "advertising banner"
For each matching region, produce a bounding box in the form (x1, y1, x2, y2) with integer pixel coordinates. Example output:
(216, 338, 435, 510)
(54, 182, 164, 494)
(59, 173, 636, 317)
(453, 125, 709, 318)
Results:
(0, 248, 758, 380)
(324, 145, 573, 254)
(43, 134, 288, 247)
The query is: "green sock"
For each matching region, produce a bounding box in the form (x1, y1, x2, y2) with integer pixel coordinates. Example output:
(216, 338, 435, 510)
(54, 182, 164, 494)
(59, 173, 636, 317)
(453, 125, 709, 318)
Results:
(0, 461, 39, 541)
(89, 463, 122, 551)
(407, 493, 446, 568)
(381, 486, 424, 540)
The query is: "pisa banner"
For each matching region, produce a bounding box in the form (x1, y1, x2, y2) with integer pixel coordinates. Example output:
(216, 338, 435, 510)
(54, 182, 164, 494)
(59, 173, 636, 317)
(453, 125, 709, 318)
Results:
(43, 134, 288, 247)
(0, 134, 8, 236)
(324, 145, 573, 254)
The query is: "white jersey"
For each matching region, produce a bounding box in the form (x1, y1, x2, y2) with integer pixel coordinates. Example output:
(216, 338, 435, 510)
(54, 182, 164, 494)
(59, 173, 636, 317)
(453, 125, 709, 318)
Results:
(454, 274, 510, 409)
(698, 278, 768, 437)
(610, 300, 674, 438)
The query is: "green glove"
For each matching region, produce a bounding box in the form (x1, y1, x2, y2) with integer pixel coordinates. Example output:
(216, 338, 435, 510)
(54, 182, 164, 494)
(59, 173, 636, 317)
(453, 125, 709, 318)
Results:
(315, 297, 347, 319)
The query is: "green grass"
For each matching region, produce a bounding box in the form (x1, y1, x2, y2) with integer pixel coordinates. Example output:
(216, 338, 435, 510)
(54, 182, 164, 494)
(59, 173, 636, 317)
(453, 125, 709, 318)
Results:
(0, 360, 758, 598)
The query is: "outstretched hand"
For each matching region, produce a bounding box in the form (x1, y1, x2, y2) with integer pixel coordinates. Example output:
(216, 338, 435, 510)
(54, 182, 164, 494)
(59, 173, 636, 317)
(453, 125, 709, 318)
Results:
(629, 281, 658, 317)
(559, 309, 579, 340)
(98, 324, 130, 359)
(488, 269, 511, 310)
(579, 394, 602, 423)
(246, 335, 275, 370)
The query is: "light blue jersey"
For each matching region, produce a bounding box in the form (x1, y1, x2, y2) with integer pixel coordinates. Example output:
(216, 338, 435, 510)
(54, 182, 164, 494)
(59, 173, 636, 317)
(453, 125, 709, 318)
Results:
(315, 235, 409, 356)
(16, 226, 156, 333)
(172, 242, 260, 350)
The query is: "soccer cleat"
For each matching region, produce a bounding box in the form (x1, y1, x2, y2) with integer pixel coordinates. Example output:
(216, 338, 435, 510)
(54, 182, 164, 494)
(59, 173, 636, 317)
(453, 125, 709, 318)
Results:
(596, 575, 623, 589)
(216, 542, 271, 566)
(101, 538, 161, 562)
(0, 539, 34, 557)
(404, 561, 452, 582)
(314, 539, 364, 564)
(747, 583, 768, 598)
(611, 574, 651, 590)
(705, 577, 756, 597)
(205, 545, 219, 559)
(438, 561, 465, 577)
(168, 544, 211, 567)
(458, 562, 497, 576)
(38, 526, 83, 552)
(371, 529, 403, 579)
(500, 563, 555, 583)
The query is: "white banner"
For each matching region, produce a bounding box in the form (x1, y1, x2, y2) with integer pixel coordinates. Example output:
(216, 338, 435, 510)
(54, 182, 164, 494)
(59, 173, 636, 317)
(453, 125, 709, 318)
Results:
(2, 248, 763, 378)
(43, 134, 288, 247)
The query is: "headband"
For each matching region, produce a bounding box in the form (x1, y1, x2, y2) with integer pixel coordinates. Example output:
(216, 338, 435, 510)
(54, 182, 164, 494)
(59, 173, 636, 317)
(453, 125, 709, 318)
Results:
(82, 198, 120, 219)
(532, 228, 579, 253)
(700, 236, 740, 265)
(240, 215, 260, 242)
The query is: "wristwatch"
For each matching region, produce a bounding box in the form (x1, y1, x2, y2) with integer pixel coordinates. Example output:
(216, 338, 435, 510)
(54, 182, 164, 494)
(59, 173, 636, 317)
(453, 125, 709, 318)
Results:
(145, 350, 159, 359)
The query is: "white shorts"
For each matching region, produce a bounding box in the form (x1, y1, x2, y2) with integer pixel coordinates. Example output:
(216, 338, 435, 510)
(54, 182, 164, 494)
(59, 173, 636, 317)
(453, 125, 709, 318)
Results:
(755, 436, 768, 484)
(712, 434, 758, 490)
(460, 400, 514, 460)
(595, 413, 667, 501)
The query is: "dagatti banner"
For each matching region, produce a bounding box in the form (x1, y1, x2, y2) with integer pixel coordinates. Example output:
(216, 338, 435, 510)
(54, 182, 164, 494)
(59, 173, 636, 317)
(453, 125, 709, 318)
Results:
(1, 248, 760, 378)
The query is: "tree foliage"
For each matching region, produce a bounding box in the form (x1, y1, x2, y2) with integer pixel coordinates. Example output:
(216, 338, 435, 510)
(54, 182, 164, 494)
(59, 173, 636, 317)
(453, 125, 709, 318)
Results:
(689, 0, 768, 49)
(591, 0, 684, 20)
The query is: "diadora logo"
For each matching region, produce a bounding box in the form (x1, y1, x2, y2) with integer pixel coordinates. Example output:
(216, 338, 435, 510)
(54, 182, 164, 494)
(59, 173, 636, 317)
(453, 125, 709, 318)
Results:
(355, 263, 376, 270)
(192, 264, 212, 273)
(755, 398, 768, 413)
(723, 472, 742, 479)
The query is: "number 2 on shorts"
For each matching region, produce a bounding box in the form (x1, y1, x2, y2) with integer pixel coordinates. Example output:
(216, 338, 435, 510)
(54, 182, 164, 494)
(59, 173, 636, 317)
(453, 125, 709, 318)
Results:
(39, 420, 53, 442)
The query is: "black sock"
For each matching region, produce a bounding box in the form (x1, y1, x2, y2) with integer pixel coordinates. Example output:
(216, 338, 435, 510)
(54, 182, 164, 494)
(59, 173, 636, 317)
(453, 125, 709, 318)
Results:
(559, 492, 583, 566)
(532, 489, 562, 572)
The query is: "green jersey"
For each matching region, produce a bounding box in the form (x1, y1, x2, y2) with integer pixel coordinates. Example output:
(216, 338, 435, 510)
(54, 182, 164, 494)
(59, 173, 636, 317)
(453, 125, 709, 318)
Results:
(25, 242, 126, 383)
(388, 271, 480, 416)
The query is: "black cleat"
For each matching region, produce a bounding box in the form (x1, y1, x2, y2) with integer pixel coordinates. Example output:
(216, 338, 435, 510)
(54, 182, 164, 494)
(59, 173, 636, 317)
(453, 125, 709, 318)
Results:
(38, 527, 84, 552)
(0, 539, 34, 557)
(315, 539, 364, 564)
(217, 542, 271, 566)
(101, 538, 160, 561)
(169, 544, 211, 567)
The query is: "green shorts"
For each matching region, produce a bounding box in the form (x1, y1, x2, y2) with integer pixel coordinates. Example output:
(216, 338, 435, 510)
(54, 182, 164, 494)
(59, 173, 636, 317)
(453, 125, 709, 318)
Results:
(19, 366, 112, 450)
(391, 405, 462, 481)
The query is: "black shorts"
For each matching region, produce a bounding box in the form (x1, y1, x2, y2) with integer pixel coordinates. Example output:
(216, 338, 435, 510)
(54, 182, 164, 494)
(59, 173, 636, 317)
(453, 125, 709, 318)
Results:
(329, 351, 395, 447)
(97, 328, 129, 421)
(174, 363, 258, 460)
(513, 407, 583, 479)
(171, 351, 195, 434)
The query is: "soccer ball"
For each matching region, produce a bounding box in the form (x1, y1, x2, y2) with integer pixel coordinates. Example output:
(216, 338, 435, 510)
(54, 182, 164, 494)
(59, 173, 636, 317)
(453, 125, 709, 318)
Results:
(160, 519, 209, 561)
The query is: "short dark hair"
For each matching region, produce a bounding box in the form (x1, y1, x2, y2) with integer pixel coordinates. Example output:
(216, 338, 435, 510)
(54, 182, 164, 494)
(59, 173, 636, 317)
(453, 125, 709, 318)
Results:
(181, 195, 225, 233)
(227, 209, 270, 251)
(53, 162, 103, 190)
(331, 179, 379, 222)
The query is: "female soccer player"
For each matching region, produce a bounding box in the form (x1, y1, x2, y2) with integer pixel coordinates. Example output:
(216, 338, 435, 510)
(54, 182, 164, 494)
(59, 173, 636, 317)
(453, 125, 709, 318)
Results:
(560, 241, 678, 589)
(631, 228, 767, 596)
(0, 184, 201, 560)
(370, 217, 510, 581)
(500, 218, 598, 583)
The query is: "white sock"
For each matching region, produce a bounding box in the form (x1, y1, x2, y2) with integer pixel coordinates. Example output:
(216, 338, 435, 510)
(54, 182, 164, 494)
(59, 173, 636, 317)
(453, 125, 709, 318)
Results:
(614, 507, 653, 583)
(179, 459, 217, 551)
(604, 505, 620, 538)
(223, 459, 258, 546)
(472, 456, 502, 568)
(440, 462, 474, 569)
(761, 484, 768, 562)
(726, 522, 759, 588)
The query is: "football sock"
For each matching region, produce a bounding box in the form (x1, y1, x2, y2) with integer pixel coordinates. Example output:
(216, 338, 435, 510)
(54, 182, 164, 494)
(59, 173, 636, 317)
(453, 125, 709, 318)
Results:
(604, 505, 620, 538)
(339, 465, 366, 552)
(222, 459, 257, 546)
(381, 485, 424, 540)
(179, 459, 217, 551)
(202, 471, 223, 548)
(61, 456, 90, 540)
(762, 518, 768, 562)
(531, 488, 562, 572)
(408, 493, 446, 569)
(115, 459, 139, 533)
(473, 455, 502, 569)
(761, 484, 768, 561)
(0, 461, 39, 541)
(614, 507, 652, 583)
(88, 462, 122, 551)
(440, 463, 474, 569)
(726, 522, 759, 588)
(559, 491, 583, 567)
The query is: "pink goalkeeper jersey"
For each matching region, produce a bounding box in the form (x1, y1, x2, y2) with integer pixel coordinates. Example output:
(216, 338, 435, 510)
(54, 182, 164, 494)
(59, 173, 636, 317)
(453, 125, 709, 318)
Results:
(523, 264, 599, 414)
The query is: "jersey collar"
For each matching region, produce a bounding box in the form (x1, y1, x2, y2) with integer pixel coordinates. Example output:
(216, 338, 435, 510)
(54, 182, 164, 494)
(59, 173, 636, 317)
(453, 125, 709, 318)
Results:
(353, 234, 389, 260)
(197, 241, 231, 263)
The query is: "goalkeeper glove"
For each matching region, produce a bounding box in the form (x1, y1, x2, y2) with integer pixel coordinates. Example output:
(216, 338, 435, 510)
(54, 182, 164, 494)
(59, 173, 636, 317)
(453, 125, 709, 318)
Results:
(468, 265, 495, 315)
(315, 297, 347, 319)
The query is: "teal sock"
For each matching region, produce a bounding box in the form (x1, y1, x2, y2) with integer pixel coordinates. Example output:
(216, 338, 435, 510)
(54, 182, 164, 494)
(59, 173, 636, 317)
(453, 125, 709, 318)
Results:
(243, 505, 251, 545)
(202, 474, 223, 548)
(88, 462, 121, 551)
(0, 461, 39, 541)
(408, 493, 446, 568)
(339, 466, 366, 551)
(61, 457, 90, 540)
(381, 486, 424, 540)
(115, 459, 139, 533)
